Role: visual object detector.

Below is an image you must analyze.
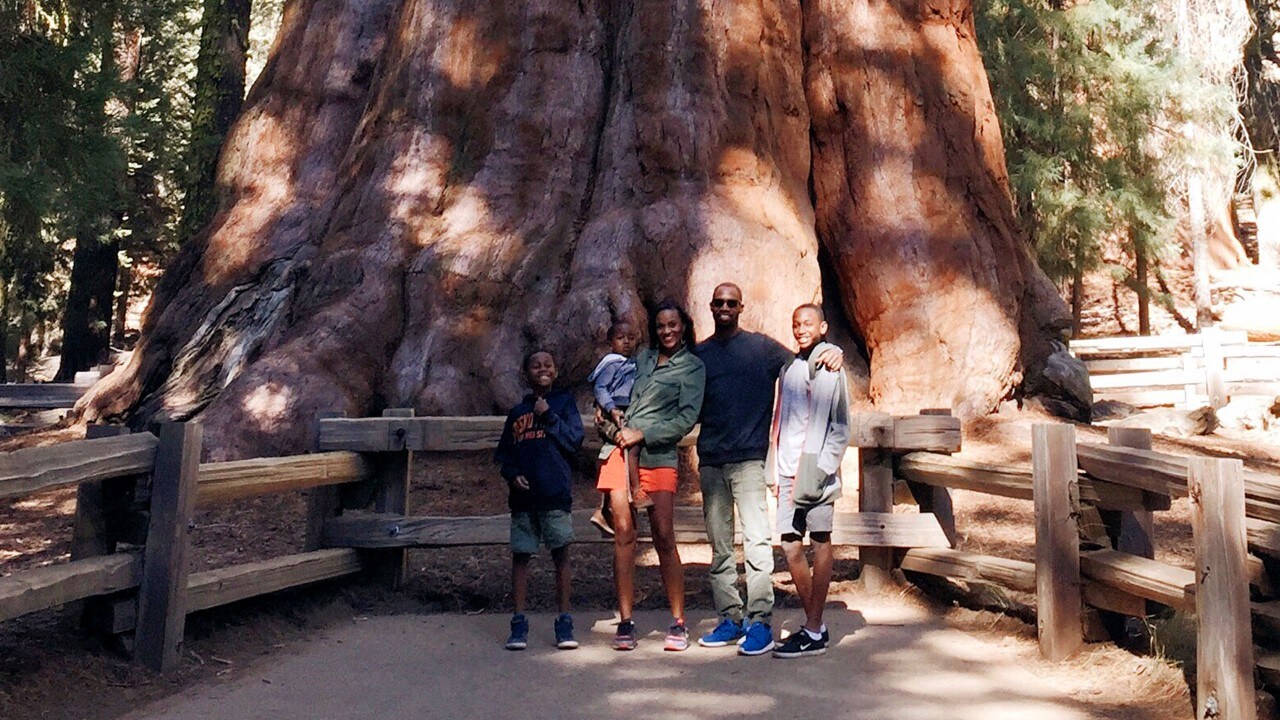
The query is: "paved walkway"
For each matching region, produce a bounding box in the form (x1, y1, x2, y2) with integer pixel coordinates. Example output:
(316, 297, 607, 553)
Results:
(125, 604, 1114, 720)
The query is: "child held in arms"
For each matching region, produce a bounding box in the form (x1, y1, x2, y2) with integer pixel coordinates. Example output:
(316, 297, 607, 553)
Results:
(588, 321, 640, 534)
(495, 349, 585, 651)
(768, 304, 851, 658)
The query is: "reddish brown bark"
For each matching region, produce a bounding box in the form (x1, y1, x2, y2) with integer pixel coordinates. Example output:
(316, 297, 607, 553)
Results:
(804, 0, 1069, 418)
(80, 0, 1078, 459)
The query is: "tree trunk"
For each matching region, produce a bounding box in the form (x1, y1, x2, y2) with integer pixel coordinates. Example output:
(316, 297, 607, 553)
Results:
(57, 229, 119, 380)
(0, 280, 8, 384)
(79, 0, 1076, 460)
(15, 309, 30, 383)
(1136, 240, 1150, 335)
(177, 0, 252, 244)
(1071, 261, 1084, 338)
(112, 258, 133, 348)
(55, 21, 141, 381)
(1189, 169, 1214, 328)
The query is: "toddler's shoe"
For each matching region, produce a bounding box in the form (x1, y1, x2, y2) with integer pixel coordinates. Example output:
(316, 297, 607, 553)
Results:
(590, 506, 615, 537)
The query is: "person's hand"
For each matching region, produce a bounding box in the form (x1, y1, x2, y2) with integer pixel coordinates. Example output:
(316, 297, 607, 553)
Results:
(610, 408, 626, 428)
(513, 475, 530, 491)
(615, 426, 644, 448)
(533, 397, 549, 416)
(815, 347, 844, 372)
(771, 482, 779, 498)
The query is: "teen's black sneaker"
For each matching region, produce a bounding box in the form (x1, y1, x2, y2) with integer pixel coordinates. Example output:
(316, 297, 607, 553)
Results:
(555, 613, 579, 649)
(506, 614, 529, 650)
(772, 628, 827, 658)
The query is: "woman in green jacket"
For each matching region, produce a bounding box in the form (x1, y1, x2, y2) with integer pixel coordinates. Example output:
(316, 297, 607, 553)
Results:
(602, 299, 705, 652)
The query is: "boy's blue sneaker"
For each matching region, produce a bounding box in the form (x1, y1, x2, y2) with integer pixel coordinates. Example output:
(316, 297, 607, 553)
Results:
(555, 613, 579, 650)
(698, 617, 745, 647)
(737, 621, 775, 656)
(506, 613, 529, 651)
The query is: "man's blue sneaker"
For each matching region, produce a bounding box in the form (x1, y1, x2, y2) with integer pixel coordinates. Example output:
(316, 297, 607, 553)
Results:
(737, 621, 775, 656)
(698, 617, 745, 647)
(505, 613, 529, 650)
(555, 613, 579, 650)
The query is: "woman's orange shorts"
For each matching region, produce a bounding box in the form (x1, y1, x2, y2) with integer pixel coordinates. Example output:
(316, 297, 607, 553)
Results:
(596, 447, 678, 494)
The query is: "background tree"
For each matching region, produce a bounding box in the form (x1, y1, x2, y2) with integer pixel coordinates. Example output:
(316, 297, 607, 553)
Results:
(976, 0, 1238, 336)
(176, 0, 251, 244)
(1, 0, 203, 380)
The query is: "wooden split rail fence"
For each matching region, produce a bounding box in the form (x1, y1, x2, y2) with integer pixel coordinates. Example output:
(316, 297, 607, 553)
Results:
(1, 407, 1277, 720)
(0, 409, 960, 673)
(892, 421, 1280, 720)
(1072, 328, 1280, 409)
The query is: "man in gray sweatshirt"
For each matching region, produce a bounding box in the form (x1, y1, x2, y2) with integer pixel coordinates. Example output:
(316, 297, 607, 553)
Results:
(693, 283, 841, 656)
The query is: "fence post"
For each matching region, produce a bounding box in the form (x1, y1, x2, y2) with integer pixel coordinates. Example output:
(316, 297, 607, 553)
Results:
(135, 421, 202, 672)
(1203, 326, 1228, 409)
(71, 424, 139, 635)
(305, 411, 346, 551)
(907, 409, 957, 547)
(71, 425, 134, 560)
(371, 408, 414, 588)
(1032, 422, 1083, 661)
(1190, 457, 1256, 720)
(1105, 427, 1156, 559)
(858, 442, 896, 589)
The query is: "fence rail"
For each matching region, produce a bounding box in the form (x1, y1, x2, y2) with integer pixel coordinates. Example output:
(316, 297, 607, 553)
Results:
(1072, 328, 1280, 409)
(1, 408, 1276, 718)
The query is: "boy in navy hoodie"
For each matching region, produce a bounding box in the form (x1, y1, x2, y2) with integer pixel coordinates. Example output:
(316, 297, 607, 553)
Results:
(495, 349, 585, 651)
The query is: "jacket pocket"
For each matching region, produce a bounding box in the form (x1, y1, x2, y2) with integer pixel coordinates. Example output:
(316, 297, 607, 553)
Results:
(795, 453, 827, 504)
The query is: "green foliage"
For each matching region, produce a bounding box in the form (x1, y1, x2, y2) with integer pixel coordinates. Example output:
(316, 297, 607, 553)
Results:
(0, 0, 201, 371)
(977, 0, 1235, 285)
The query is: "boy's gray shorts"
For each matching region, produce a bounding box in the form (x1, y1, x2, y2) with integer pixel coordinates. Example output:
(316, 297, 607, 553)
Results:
(510, 510, 575, 554)
(776, 475, 834, 539)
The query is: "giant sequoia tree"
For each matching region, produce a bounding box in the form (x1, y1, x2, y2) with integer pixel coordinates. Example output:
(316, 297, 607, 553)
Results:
(78, 0, 1082, 460)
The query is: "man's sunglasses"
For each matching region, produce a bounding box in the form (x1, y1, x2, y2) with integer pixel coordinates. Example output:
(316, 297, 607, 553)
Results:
(711, 299, 741, 309)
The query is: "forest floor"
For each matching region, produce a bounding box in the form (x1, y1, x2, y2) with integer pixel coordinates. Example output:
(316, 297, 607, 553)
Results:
(8, 409, 1280, 720)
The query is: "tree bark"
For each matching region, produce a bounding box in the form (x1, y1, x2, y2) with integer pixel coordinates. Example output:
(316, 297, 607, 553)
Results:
(80, 0, 1076, 460)
(178, 0, 252, 244)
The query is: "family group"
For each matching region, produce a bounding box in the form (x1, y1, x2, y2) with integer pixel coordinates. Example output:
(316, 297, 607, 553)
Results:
(494, 283, 852, 660)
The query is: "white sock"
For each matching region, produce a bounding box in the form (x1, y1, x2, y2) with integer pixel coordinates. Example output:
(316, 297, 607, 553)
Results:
(804, 626, 823, 641)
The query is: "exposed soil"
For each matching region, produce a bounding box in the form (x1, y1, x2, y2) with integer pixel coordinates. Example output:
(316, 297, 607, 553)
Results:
(8, 409, 1274, 720)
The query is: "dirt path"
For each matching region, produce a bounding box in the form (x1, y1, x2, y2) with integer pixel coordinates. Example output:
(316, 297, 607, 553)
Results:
(120, 599, 1177, 720)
